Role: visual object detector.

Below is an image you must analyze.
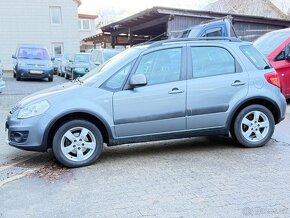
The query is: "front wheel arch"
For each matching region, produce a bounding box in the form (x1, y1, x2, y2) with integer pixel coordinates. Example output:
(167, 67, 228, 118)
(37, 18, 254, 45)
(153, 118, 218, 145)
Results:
(45, 112, 111, 150)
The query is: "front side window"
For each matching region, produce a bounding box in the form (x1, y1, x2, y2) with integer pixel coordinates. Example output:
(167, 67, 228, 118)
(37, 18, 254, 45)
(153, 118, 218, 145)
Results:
(135, 48, 182, 85)
(191, 46, 235, 78)
(275, 44, 290, 62)
(203, 27, 222, 37)
(104, 62, 133, 91)
(50, 7, 62, 25)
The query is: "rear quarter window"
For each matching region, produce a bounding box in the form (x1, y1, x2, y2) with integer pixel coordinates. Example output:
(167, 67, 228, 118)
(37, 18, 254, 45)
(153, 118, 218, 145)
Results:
(240, 45, 271, 70)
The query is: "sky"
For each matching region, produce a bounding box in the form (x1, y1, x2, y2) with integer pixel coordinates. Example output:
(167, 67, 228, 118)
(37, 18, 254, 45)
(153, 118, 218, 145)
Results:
(78, 0, 289, 25)
(78, 0, 215, 15)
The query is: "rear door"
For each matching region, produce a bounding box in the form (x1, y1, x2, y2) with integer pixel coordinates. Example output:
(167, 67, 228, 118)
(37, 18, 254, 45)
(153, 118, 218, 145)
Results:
(186, 45, 249, 130)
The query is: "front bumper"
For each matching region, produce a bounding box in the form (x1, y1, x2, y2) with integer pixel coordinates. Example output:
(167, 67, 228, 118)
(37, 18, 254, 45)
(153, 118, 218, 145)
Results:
(0, 79, 5, 93)
(16, 68, 53, 79)
(6, 112, 52, 152)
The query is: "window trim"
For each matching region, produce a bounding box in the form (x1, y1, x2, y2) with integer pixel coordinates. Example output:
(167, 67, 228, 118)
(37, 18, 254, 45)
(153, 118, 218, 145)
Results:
(79, 18, 91, 31)
(50, 6, 62, 25)
(188, 45, 240, 79)
(52, 43, 64, 57)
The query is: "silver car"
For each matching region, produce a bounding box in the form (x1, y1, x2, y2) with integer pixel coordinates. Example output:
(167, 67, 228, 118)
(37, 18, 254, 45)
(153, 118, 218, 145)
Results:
(6, 38, 286, 167)
(0, 59, 5, 93)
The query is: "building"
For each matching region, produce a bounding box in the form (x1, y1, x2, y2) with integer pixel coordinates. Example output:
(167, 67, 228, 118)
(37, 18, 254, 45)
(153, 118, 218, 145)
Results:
(79, 13, 98, 51)
(0, 0, 81, 70)
(85, 6, 290, 48)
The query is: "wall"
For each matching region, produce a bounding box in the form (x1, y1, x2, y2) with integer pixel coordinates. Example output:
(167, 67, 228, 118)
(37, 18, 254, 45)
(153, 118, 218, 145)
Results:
(0, 0, 80, 70)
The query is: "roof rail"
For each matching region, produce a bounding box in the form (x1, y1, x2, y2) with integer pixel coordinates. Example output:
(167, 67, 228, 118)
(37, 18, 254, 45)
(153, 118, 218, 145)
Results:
(148, 37, 241, 48)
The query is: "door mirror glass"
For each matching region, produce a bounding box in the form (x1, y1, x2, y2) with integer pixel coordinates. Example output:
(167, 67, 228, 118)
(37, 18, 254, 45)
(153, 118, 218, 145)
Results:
(129, 74, 147, 88)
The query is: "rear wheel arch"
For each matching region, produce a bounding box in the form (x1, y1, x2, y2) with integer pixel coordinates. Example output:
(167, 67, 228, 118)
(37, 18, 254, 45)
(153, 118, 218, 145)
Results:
(45, 112, 112, 150)
(228, 97, 280, 131)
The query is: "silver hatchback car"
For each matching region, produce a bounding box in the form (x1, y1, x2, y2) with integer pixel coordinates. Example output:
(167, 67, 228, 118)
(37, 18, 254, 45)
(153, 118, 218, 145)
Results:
(6, 38, 286, 167)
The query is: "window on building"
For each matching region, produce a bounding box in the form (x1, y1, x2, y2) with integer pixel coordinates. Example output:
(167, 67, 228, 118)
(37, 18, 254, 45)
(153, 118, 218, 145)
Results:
(50, 7, 62, 25)
(52, 43, 63, 57)
(79, 19, 91, 30)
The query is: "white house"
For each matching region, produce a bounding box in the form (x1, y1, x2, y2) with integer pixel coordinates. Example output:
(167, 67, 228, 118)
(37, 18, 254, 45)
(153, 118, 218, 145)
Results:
(0, 0, 81, 70)
(79, 14, 97, 51)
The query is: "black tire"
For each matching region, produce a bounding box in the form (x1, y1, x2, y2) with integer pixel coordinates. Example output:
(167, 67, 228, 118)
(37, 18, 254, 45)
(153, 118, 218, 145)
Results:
(48, 76, 53, 82)
(65, 72, 69, 79)
(13, 72, 16, 78)
(16, 74, 21, 81)
(232, 105, 275, 148)
(52, 120, 103, 168)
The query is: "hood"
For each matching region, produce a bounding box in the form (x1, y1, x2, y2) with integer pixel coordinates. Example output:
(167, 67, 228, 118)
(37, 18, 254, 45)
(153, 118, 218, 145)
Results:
(18, 58, 51, 65)
(74, 62, 90, 68)
(16, 82, 79, 108)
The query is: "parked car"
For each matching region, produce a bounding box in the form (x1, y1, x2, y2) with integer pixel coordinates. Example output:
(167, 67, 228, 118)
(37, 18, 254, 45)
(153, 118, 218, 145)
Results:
(0, 59, 5, 93)
(66, 49, 121, 80)
(90, 48, 121, 66)
(52, 56, 62, 75)
(179, 17, 237, 38)
(254, 28, 290, 99)
(57, 53, 74, 77)
(65, 53, 93, 80)
(6, 37, 286, 167)
(12, 44, 54, 82)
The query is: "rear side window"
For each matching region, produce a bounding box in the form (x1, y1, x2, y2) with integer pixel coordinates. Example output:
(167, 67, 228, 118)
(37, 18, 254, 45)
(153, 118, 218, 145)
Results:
(240, 45, 271, 70)
(190, 46, 236, 78)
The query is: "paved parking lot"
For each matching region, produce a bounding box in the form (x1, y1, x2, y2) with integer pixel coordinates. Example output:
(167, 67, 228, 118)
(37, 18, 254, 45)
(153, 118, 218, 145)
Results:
(0, 72, 290, 217)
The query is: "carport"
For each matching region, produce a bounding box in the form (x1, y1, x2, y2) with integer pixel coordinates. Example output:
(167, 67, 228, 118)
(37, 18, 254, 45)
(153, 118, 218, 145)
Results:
(85, 6, 290, 48)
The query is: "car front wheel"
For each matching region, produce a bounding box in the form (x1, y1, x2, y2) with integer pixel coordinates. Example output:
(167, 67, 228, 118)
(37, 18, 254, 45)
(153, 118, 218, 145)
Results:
(233, 105, 275, 148)
(52, 120, 103, 167)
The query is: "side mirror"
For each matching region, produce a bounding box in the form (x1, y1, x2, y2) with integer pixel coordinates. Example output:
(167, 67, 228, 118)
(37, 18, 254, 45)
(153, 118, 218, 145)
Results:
(129, 74, 147, 88)
(12, 55, 16, 59)
(51, 57, 55, 61)
(285, 45, 290, 60)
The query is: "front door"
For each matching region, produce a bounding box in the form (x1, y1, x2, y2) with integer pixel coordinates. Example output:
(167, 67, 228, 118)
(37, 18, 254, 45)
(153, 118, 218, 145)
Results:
(113, 47, 187, 138)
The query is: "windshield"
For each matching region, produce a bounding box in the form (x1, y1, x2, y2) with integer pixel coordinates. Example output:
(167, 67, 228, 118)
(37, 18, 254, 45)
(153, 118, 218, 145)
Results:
(254, 31, 290, 56)
(80, 47, 141, 84)
(17, 47, 49, 60)
(74, 54, 90, 63)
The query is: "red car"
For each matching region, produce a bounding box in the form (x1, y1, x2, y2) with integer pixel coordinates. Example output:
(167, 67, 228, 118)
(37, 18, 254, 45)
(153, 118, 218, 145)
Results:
(254, 28, 290, 99)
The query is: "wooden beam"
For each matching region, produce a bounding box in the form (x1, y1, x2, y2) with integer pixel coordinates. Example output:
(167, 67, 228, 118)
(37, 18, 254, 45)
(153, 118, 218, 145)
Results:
(131, 15, 169, 32)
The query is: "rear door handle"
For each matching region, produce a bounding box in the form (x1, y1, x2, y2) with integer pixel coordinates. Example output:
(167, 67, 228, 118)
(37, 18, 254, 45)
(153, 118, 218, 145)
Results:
(168, 88, 184, 94)
(231, 80, 246, 86)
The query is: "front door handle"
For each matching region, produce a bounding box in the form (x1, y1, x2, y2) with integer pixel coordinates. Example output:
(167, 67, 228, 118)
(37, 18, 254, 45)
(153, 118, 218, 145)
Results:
(231, 80, 246, 86)
(168, 88, 184, 94)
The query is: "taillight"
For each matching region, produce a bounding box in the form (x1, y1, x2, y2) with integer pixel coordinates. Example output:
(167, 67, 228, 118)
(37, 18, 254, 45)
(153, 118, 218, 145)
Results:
(264, 72, 280, 88)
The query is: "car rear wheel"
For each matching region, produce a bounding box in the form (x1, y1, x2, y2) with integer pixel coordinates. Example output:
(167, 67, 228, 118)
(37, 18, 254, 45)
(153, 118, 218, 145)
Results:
(233, 105, 274, 148)
(53, 120, 103, 167)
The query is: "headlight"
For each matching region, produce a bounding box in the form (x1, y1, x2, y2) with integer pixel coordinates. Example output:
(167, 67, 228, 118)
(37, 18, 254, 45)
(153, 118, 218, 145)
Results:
(18, 100, 50, 119)
(18, 61, 26, 68)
